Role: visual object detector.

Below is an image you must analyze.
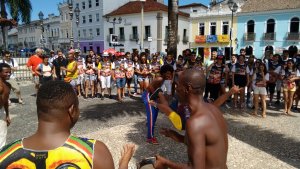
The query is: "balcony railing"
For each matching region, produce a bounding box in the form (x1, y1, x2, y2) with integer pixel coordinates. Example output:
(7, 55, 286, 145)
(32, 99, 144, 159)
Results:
(263, 32, 276, 41)
(130, 34, 139, 41)
(182, 36, 189, 43)
(287, 32, 300, 41)
(244, 33, 256, 41)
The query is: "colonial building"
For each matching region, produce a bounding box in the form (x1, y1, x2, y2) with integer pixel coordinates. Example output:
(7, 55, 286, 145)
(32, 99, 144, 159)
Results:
(189, 0, 245, 60)
(237, 0, 300, 58)
(58, 1, 72, 51)
(72, 0, 128, 54)
(43, 14, 60, 50)
(17, 20, 43, 50)
(104, 0, 190, 54)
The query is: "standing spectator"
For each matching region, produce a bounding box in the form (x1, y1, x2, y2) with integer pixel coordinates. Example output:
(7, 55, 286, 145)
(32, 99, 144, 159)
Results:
(98, 54, 112, 99)
(132, 55, 140, 96)
(267, 54, 281, 106)
(53, 50, 68, 81)
(0, 63, 11, 148)
(94, 56, 101, 98)
(27, 48, 43, 94)
(125, 60, 134, 96)
(74, 49, 86, 97)
(232, 55, 248, 109)
(84, 57, 96, 99)
(136, 53, 151, 93)
(281, 59, 300, 115)
(252, 62, 269, 117)
(206, 55, 226, 101)
(61, 52, 78, 90)
(226, 54, 237, 96)
(0, 51, 24, 104)
(48, 50, 57, 64)
(35, 56, 54, 85)
(246, 55, 256, 107)
(113, 62, 126, 102)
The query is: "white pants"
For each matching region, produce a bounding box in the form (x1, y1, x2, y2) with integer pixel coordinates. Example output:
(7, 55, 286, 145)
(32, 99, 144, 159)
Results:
(101, 76, 111, 88)
(0, 108, 7, 149)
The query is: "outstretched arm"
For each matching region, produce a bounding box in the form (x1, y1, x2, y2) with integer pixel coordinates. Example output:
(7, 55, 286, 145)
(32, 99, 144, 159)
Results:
(213, 85, 241, 107)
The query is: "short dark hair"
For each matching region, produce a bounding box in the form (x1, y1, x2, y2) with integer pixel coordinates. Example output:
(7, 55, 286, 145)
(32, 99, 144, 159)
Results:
(0, 63, 11, 72)
(3, 51, 10, 55)
(160, 64, 174, 75)
(36, 81, 78, 119)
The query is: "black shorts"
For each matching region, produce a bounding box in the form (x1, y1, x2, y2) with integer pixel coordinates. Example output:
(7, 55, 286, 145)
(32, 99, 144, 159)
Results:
(234, 74, 247, 87)
(267, 83, 276, 94)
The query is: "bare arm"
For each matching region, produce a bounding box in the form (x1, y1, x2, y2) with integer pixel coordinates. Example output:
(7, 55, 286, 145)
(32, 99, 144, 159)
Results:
(35, 65, 42, 76)
(93, 140, 115, 169)
(213, 85, 240, 107)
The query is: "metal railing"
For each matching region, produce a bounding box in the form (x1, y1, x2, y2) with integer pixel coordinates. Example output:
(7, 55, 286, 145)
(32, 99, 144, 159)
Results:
(286, 32, 300, 40)
(244, 32, 256, 41)
(263, 32, 276, 41)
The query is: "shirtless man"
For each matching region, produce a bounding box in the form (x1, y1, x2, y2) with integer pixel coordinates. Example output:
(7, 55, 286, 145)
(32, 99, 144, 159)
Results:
(0, 63, 11, 148)
(154, 69, 228, 169)
(0, 81, 134, 168)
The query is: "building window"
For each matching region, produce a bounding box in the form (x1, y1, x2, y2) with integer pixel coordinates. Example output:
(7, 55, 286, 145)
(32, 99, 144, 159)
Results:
(245, 46, 253, 55)
(222, 21, 229, 35)
(199, 23, 205, 35)
(109, 28, 113, 34)
(83, 29, 86, 37)
(183, 29, 187, 37)
(266, 19, 275, 33)
(247, 20, 255, 33)
(210, 22, 216, 35)
(89, 29, 93, 37)
(96, 13, 100, 22)
(84, 46, 87, 53)
(82, 1, 86, 9)
(66, 30, 69, 38)
(78, 30, 80, 37)
(145, 26, 151, 38)
(96, 28, 100, 36)
(82, 16, 86, 24)
(290, 17, 299, 33)
(89, 15, 92, 23)
(193, 9, 197, 13)
(96, 0, 99, 6)
(76, 3, 79, 8)
(132, 26, 138, 39)
(88, 0, 92, 8)
(119, 27, 124, 40)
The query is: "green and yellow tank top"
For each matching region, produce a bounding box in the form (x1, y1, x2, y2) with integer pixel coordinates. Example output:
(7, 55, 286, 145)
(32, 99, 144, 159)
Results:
(66, 61, 78, 79)
(0, 135, 96, 169)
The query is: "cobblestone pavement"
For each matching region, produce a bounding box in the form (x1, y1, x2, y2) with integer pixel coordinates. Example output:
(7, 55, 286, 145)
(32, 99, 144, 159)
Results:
(6, 82, 300, 169)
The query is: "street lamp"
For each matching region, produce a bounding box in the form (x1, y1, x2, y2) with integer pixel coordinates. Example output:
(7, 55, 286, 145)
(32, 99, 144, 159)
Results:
(38, 11, 45, 48)
(106, 16, 122, 49)
(74, 6, 81, 49)
(67, 0, 74, 49)
(228, 0, 238, 60)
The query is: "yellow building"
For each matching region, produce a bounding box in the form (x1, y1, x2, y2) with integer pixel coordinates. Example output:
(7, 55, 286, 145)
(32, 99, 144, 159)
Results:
(185, 1, 243, 61)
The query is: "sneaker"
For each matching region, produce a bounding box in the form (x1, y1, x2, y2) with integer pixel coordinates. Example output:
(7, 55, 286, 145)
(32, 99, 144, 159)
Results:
(18, 99, 25, 105)
(101, 96, 104, 100)
(109, 95, 113, 99)
(146, 138, 159, 145)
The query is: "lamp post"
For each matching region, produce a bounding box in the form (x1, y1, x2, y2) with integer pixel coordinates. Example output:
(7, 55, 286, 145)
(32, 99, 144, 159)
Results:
(67, 0, 74, 49)
(106, 16, 122, 49)
(227, 0, 238, 60)
(140, 0, 146, 52)
(74, 6, 81, 49)
(38, 11, 45, 48)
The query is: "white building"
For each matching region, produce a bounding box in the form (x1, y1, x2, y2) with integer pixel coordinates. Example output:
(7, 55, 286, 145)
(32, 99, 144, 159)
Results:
(72, 0, 129, 54)
(18, 20, 43, 50)
(104, 0, 190, 54)
(43, 14, 61, 50)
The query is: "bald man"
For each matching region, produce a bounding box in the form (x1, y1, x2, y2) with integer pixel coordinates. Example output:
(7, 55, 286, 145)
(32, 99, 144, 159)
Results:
(154, 69, 228, 169)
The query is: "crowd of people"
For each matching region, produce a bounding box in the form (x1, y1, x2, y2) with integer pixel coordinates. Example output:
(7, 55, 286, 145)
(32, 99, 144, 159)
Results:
(0, 46, 299, 168)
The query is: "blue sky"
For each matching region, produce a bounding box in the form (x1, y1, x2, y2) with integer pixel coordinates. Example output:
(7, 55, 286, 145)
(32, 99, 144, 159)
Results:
(29, 0, 210, 20)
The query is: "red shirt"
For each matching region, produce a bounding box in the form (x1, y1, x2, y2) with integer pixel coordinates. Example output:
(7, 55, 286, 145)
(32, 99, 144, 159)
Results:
(27, 55, 43, 76)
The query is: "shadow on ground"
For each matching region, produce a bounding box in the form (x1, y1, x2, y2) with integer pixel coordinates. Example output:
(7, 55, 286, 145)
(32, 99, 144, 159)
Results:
(227, 118, 300, 168)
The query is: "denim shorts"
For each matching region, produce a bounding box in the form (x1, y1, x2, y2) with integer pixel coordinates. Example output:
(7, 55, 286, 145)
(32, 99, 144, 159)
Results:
(116, 78, 126, 88)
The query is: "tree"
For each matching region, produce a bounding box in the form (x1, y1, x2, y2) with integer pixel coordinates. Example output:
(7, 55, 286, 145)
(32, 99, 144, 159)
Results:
(167, 0, 178, 58)
(0, 0, 32, 50)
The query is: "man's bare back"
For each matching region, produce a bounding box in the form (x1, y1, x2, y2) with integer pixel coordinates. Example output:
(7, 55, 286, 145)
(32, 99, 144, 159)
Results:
(186, 102, 228, 168)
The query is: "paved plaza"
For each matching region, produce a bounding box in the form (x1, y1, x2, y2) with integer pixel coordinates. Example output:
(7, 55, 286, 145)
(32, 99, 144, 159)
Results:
(6, 82, 300, 169)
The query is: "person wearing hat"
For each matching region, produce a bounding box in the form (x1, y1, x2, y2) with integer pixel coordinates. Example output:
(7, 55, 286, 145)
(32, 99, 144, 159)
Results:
(98, 53, 112, 99)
